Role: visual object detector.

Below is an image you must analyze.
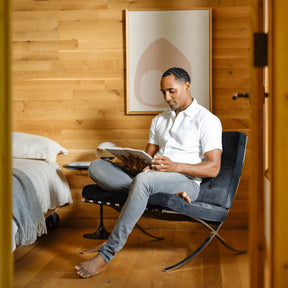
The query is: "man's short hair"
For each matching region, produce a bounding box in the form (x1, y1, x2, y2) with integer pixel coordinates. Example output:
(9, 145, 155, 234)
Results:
(162, 67, 191, 84)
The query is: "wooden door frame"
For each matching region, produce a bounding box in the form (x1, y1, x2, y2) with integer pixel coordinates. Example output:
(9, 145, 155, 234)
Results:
(0, 0, 13, 288)
(271, 1, 288, 287)
(250, 0, 266, 287)
(250, 0, 288, 287)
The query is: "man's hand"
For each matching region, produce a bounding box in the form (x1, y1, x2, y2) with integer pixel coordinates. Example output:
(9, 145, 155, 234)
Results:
(151, 149, 221, 178)
(151, 155, 179, 172)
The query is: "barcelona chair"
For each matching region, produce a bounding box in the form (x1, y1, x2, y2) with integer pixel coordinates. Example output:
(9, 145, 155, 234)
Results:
(81, 131, 247, 271)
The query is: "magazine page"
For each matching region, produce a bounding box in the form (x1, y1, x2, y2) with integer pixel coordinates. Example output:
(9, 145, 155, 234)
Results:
(124, 148, 153, 163)
(105, 147, 129, 161)
(106, 147, 152, 164)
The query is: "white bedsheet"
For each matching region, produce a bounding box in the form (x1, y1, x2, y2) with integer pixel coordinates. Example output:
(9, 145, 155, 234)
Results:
(12, 158, 73, 251)
(12, 158, 72, 213)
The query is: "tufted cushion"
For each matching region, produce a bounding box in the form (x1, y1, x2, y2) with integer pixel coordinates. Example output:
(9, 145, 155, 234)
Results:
(148, 193, 228, 222)
(82, 184, 128, 205)
(83, 185, 228, 222)
(195, 131, 246, 209)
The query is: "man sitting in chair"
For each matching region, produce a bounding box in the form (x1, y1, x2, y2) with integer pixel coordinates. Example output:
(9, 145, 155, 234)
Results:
(75, 67, 223, 278)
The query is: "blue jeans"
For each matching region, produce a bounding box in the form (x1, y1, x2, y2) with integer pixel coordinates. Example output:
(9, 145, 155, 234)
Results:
(88, 159, 200, 263)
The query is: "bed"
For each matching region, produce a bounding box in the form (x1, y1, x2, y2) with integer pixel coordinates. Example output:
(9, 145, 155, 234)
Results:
(11, 132, 73, 251)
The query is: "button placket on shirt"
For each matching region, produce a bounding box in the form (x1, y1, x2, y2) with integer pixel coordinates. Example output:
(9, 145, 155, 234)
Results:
(162, 112, 184, 155)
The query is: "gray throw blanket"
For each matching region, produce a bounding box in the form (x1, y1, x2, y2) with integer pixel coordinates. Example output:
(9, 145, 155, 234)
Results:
(13, 168, 47, 246)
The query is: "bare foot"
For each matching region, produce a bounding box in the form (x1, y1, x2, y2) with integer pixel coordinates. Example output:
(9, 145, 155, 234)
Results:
(176, 191, 191, 203)
(75, 254, 107, 279)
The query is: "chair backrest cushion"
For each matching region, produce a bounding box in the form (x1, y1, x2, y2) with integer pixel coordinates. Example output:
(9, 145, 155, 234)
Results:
(195, 131, 247, 209)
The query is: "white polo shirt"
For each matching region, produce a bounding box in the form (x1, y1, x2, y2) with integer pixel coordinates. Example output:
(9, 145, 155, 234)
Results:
(148, 99, 222, 183)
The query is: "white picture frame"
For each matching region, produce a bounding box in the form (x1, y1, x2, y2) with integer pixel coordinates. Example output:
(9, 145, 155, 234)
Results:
(125, 9, 212, 114)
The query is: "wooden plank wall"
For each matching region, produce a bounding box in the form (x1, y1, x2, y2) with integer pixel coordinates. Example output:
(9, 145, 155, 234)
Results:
(11, 0, 250, 228)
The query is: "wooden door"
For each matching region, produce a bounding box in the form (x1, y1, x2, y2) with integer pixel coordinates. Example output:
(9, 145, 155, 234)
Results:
(249, 0, 266, 287)
(0, 1, 13, 288)
(271, 1, 288, 287)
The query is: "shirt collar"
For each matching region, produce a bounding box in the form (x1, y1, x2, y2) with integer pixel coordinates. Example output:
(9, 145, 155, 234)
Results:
(169, 98, 198, 118)
(183, 98, 198, 117)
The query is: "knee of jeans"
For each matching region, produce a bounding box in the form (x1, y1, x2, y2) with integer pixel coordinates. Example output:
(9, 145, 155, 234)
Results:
(130, 172, 152, 193)
(133, 172, 148, 184)
(88, 159, 107, 182)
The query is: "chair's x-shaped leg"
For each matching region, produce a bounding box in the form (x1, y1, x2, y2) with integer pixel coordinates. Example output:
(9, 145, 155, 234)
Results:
(163, 218, 247, 272)
(80, 202, 246, 269)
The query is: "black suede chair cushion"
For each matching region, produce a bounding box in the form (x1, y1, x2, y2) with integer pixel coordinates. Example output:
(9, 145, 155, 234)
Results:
(82, 184, 128, 205)
(147, 193, 228, 222)
(195, 132, 247, 209)
(82, 186, 228, 222)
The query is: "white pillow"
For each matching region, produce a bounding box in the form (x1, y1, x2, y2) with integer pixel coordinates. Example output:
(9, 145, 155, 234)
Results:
(12, 132, 68, 163)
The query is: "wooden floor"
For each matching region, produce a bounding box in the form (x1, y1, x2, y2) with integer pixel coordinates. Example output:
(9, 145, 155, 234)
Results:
(14, 219, 249, 288)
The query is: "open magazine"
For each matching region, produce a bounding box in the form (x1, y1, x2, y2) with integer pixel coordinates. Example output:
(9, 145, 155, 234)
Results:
(105, 147, 153, 164)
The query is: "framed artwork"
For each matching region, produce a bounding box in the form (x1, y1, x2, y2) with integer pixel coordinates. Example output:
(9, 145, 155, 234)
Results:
(125, 9, 212, 114)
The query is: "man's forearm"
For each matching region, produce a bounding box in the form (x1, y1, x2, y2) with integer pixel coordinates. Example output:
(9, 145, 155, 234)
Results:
(151, 149, 222, 178)
(174, 161, 220, 178)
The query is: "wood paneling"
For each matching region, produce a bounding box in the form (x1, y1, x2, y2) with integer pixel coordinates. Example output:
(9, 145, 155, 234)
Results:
(12, 0, 250, 227)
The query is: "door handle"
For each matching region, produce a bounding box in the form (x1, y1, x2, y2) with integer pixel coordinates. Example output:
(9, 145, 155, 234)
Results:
(232, 93, 249, 100)
(232, 92, 268, 100)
